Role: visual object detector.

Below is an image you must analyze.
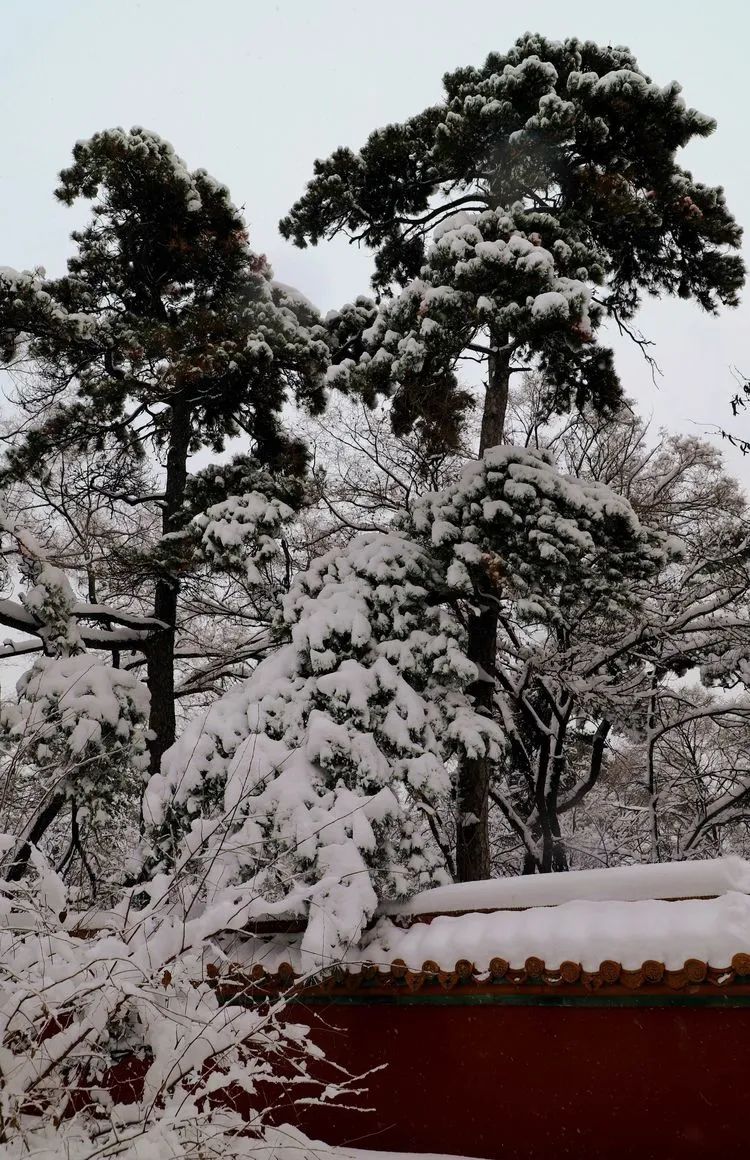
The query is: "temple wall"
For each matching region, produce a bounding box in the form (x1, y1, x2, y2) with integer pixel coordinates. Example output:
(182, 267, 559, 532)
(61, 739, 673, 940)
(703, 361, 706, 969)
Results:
(277, 993, 750, 1159)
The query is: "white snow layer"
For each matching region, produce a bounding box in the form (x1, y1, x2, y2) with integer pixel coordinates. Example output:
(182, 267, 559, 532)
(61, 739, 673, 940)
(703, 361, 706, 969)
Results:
(382, 856, 750, 915)
(364, 894, 750, 973)
(225, 858, 750, 976)
(226, 892, 750, 975)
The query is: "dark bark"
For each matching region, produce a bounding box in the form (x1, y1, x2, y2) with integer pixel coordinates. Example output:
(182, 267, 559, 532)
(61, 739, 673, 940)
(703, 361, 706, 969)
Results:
(646, 672, 661, 863)
(559, 719, 611, 814)
(456, 605, 495, 881)
(455, 340, 510, 880)
(5, 790, 67, 882)
(520, 814, 568, 875)
(478, 340, 510, 458)
(543, 699, 572, 873)
(543, 813, 569, 873)
(524, 731, 567, 874)
(146, 399, 192, 774)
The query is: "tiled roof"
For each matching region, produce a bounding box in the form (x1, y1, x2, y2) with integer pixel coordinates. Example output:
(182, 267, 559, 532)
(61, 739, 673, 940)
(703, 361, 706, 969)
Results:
(222, 952, 750, 997)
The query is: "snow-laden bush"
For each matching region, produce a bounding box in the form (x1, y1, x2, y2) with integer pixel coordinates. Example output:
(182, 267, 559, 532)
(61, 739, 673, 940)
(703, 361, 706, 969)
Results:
(406, 443, 669, 625)
(143, 444, 673, 950)
(0, 538, 151, 898)
(143, 531, 503, 968)
(4, 654, 149, 777)
(0, 840, 352, 1159)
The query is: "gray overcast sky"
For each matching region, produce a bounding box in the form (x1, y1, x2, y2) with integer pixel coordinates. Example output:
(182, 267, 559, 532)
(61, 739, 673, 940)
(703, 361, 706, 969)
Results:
(2, 0, 749, 476)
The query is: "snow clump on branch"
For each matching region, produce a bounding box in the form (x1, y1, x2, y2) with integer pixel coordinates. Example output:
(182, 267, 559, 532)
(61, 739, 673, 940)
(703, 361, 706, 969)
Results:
(143, 531, 501, 967)
(143, 444, 669, 965)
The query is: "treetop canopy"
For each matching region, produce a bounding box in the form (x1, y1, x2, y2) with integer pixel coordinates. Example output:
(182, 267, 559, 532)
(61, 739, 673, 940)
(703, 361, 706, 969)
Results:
(281, 34, 744, 446)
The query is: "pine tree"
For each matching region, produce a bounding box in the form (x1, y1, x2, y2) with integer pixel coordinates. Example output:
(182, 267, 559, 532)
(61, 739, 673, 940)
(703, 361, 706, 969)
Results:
(145, 444, 668, 950)
(281, 34, 744, 876)
(403, 445, 670, 875)
(143, 530, 500, 964)
(0, 128, 331, 771)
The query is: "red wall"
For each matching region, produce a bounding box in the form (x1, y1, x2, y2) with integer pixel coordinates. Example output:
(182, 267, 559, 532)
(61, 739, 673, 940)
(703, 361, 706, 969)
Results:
(274, 999, 750, 1159)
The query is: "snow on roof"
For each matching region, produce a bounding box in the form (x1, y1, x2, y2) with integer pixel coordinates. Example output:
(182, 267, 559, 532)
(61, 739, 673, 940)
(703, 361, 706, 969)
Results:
(224, 897, 750, 981)
(222, 859, 750, 981)
(364, 893, 750, 975)
(44, 860, 750, 986)
(381, 857, 750, 916)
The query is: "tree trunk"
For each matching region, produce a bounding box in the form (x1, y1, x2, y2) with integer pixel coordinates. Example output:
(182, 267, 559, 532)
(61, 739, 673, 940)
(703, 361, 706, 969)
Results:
(479, 340, 510, 457)
(146, 399, 192, 775)
(542, 703, 571, 873)
(539, 813, 569, 873)
(522, 848, 538, 874)
(646, 675, 661, 863)
(5, 790, 67, 882)
(454, 340, 510, 881)
(524, 843, 569, 875)
(456, 605, 495, 881)
(520, 814, 568, 875)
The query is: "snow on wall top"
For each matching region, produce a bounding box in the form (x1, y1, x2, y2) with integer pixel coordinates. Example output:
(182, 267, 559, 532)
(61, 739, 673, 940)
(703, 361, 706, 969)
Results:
(380, 857, 750, 916)
(363, 893, 750, 974)
(224, 892, 750, 976)
(222, 858, 750, 977)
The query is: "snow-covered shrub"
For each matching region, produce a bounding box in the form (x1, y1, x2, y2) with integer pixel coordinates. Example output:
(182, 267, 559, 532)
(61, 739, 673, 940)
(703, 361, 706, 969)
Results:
(0, 841, 349, 1159)
(184, 455, 307, 587)
(193, 492, 297, 585)
(143, 531, 502, 967)
(4, 655, 149, 776)
(0, 536, 150, 897)
(143, 442, 675, 940)
(0, 655, 149, 892)
(19, 560, 85, 658)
